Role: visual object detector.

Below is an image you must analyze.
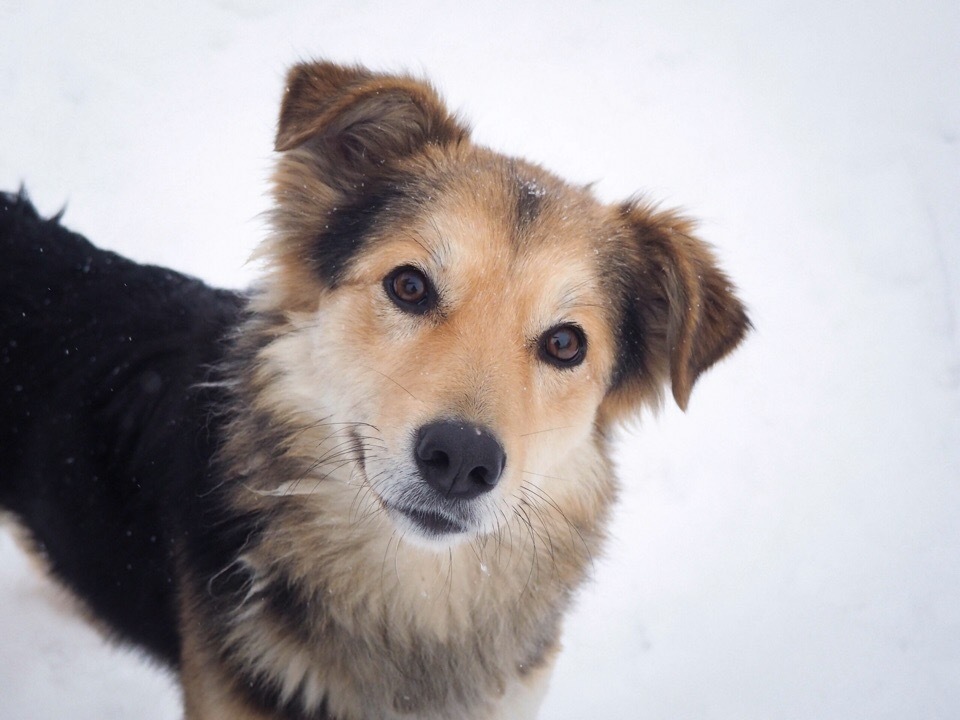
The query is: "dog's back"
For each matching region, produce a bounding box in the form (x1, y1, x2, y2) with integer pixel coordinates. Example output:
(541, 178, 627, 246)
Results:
(0, 191, 243, 664)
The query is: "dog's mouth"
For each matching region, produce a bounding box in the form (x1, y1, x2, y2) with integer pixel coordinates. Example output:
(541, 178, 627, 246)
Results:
(394, 504, 467, 535)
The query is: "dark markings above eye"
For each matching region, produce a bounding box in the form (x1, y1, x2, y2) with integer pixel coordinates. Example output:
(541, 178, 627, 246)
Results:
(516, 177, 545, 229)
(539, 323, 587, 368)
(383, 266, 435, 314)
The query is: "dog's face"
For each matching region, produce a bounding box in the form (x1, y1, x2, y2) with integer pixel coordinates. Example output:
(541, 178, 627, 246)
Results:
(252, 62, 749, 552)
(264, 151, 622, 547)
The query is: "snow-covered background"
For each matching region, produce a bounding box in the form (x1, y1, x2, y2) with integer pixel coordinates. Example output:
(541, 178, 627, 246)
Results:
(2, 1, 958, 718)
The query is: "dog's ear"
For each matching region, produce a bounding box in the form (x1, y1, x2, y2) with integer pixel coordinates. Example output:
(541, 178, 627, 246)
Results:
(274, 61, 468, 183)
(605, 202, 750, 416)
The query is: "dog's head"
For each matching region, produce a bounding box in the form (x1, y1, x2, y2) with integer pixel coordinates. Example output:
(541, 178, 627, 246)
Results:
(252, 61, 749, 550)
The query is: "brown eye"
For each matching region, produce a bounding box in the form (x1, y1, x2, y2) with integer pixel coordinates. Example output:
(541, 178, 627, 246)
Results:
(540, 324, 586, 367)
(384, 266, 434, 313)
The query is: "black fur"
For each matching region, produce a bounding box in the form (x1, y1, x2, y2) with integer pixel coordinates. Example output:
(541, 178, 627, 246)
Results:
(514, 173, 544, 231)
(312, 179, 408, 289)
(610, 288, 648, 390)
(0, 190, 244, 665)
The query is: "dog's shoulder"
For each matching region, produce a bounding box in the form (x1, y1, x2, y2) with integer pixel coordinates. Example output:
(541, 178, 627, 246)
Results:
(1, 190, 246, 454)
(1, 189, 244, 333)
(0, 190, 247, 663)
(1, 189, 247, 483)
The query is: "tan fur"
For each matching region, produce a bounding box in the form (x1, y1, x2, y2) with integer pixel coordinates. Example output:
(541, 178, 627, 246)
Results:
(175, 61, 749, 719)
(181, 605, 278, 720)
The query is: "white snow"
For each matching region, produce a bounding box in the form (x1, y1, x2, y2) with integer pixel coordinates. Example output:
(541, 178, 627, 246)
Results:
(1, 1, 958, 718)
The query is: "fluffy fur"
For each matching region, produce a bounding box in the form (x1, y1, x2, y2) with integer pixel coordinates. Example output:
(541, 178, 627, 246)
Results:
(0, 61, 749, 719)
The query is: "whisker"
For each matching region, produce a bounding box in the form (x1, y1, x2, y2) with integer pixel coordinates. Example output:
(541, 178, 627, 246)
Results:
(513, 505, 540, 599)
(521, 469, 575, 483)
(519, 482, 595, 572)
(516, 496, 559, 571)
(522, 501, 560, 575)
(247, 418, 389, 498)
(444, 546, 455, 603)
(358, 364, 421, 402)
(519, 426, 573, 438)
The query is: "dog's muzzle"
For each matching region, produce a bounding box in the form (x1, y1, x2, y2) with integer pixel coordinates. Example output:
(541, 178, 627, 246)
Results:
(376, 420, 506, 540)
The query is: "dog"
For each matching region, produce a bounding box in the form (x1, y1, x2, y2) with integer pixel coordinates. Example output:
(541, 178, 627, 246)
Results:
(0, 61, 749, 719)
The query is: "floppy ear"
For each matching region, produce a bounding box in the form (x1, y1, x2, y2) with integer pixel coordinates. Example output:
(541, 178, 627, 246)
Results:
(607, 202, 750, 414)
(274, 61, 468, 186)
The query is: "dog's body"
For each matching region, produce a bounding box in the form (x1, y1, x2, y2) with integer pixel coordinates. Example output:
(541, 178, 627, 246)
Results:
(0, 62, 749, 719)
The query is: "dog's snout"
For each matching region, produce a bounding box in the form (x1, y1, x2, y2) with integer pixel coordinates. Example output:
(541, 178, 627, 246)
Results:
(415, 421, 505, 500)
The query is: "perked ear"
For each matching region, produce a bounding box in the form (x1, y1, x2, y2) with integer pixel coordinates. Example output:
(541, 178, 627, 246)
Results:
(274, 61, 468, 183)
(612, 202, 750, 412)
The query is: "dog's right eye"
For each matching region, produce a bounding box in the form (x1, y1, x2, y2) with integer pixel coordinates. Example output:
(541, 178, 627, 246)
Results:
(384, 266, 435, 314)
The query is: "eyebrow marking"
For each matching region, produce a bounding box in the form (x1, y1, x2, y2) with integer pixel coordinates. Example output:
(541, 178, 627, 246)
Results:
(516, 175, 547, 230)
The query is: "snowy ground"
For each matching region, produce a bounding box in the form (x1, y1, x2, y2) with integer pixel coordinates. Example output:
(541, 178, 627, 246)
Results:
(1, 1, 958, 718)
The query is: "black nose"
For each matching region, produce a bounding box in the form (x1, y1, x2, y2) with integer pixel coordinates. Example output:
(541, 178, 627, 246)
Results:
(415, 421, 506, 500)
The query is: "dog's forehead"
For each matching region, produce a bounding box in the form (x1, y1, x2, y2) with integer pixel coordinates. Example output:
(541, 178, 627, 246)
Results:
(401, 151, 611, 271)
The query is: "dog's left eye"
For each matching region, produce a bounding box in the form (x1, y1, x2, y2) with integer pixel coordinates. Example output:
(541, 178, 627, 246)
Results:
(540, 324, 587, 367)
(384, 266, 434, 314)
